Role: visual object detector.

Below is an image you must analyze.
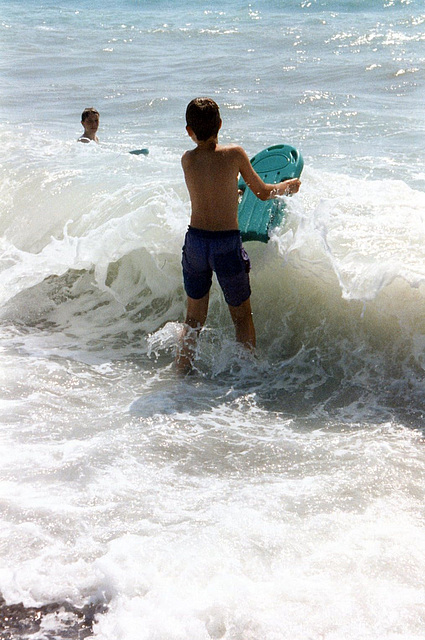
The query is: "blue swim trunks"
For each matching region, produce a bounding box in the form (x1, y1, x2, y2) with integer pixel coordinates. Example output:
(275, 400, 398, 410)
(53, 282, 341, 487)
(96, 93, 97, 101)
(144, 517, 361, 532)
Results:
(182, 226, 251, 307)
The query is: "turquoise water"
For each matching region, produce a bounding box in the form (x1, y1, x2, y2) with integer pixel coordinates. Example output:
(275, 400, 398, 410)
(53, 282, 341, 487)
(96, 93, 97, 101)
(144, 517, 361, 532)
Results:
(1, 1, 425, 638)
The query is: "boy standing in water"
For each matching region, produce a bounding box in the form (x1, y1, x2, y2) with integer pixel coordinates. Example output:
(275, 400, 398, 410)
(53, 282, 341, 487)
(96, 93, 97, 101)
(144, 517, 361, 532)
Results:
(78, 107, 100, 143)
(176, 97, 301, 372)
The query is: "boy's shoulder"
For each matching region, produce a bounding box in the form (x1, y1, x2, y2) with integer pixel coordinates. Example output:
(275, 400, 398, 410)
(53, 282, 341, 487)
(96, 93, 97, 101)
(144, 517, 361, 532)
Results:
(218, 142, 244, 154)
(181, 143, 247, 170)
(220, 144, 251, 166)
(182, 142, 244, 154)
(181, 147, 194, 167)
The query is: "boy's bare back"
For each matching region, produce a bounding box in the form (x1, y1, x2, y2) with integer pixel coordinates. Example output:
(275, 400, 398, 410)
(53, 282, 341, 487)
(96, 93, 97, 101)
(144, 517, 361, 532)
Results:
(181, 141, 243, 231)
(182, 136, 301, 233)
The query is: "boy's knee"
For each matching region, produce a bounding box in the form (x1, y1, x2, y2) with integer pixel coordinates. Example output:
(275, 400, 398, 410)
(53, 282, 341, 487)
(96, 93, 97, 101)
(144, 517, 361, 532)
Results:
(185, 294, 209, 329)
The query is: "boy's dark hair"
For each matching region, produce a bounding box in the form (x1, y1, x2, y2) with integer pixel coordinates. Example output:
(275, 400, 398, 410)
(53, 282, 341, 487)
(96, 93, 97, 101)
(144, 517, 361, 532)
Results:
(81, 107, 99, 121)
(186, 98, 221, 141)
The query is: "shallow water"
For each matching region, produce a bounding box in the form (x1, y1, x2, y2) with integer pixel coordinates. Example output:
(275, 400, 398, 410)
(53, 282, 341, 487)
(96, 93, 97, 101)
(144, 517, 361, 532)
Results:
(1, 1, 425, 638)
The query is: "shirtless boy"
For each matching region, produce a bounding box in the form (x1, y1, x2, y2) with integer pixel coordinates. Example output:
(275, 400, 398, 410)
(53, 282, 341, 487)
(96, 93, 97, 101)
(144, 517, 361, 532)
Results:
(175, 97, 301, 372)
(78, 107, 100, 143)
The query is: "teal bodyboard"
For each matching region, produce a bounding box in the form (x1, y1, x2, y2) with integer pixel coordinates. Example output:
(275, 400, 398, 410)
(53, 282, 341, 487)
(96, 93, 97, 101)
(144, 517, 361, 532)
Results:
(129, 148, 149, 155)
(238, 144, 303, 243)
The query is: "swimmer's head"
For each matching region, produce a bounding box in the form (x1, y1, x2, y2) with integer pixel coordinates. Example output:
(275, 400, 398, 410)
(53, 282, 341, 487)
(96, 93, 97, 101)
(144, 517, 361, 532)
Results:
(81, 107, 99, 123)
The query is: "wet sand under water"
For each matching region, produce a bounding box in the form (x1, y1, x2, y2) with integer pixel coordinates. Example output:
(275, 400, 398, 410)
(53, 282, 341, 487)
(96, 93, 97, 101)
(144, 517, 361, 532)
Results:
(0, 594, 106, 640)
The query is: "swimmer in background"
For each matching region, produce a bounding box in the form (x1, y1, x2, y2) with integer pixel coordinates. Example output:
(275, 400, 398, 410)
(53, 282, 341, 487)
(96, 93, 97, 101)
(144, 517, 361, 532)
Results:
(78, 107, 99, 143)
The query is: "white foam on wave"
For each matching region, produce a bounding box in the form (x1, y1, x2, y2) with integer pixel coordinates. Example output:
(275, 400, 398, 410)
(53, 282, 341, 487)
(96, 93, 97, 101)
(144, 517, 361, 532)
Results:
(2, 140, 425, 390)
(270, 167, 425, 302)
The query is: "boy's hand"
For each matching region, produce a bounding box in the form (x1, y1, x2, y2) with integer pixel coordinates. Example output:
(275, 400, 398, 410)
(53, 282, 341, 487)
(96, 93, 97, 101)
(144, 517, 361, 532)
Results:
(283, 178, 301, 195)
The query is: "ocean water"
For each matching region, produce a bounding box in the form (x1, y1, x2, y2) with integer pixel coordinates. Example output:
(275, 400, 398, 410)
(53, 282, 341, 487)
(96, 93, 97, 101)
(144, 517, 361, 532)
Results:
(1, 1, 425, 638)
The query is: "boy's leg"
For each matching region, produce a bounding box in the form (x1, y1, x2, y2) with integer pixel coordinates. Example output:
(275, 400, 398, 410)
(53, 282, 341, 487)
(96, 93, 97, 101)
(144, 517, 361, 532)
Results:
(175, 293, 210, 373)
(228, 298, 256, 349)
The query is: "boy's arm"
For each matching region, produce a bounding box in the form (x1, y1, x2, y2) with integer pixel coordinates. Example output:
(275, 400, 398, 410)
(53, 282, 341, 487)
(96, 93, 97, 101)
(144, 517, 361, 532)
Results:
(237, 147, 301, 201)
